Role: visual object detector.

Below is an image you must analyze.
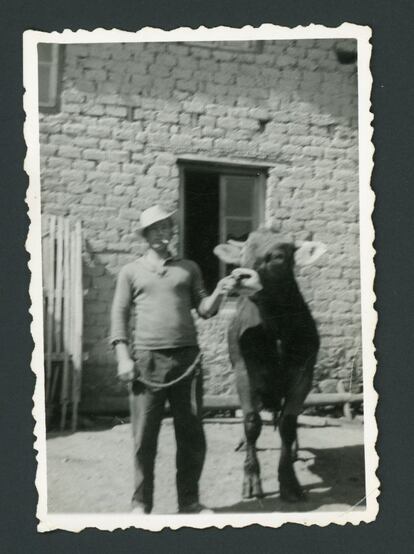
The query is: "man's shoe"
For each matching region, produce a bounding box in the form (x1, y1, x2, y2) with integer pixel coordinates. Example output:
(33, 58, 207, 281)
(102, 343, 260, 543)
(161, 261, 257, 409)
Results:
(179, 502, 214, 514)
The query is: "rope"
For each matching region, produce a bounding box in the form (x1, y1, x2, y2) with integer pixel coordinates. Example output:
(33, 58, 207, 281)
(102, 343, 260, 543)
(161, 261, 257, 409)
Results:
(134, 352, 202, 390)
(132, 292, 230, 391)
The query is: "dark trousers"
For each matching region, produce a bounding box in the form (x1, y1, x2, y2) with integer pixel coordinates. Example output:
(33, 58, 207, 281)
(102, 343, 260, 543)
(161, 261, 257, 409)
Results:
(129, 346, 206, 513)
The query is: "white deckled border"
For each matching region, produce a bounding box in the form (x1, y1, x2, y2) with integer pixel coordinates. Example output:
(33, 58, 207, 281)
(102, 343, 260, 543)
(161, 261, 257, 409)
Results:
(24, 23, 378, 533)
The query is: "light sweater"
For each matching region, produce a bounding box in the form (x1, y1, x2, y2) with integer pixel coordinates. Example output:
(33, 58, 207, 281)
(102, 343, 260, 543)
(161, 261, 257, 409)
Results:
(110, 255, 207, 350)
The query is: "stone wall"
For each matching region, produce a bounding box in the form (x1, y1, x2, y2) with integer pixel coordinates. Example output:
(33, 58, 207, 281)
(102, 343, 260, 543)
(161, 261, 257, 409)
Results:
(39, 40, 361, 412)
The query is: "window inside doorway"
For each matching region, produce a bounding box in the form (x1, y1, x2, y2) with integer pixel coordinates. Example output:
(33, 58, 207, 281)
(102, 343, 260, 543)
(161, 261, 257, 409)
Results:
(180, 163, 266, 293)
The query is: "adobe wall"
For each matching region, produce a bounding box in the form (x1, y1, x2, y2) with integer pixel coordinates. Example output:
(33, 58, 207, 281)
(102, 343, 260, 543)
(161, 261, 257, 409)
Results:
(39, 40, 361, 411)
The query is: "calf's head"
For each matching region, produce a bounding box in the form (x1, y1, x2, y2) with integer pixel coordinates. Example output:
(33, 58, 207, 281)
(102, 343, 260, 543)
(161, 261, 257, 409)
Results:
(214, 229, 326, 293)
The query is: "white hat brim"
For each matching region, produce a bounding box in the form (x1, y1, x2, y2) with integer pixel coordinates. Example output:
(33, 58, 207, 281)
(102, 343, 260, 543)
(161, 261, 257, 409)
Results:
(137, 209, 177, 235)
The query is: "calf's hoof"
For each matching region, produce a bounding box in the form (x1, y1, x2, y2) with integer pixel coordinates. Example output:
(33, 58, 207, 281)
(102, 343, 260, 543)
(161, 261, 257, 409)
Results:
(279, 482, 307, 502)
(242, 473, 264, 499)
(279, 472, 307, 503)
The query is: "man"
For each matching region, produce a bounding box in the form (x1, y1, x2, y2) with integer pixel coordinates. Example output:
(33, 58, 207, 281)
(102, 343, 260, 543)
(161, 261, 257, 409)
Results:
(110, 205, 236, 514)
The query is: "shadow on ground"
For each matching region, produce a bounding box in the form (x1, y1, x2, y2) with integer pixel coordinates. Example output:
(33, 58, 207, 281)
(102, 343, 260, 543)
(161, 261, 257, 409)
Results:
(212, 444, 365, 513)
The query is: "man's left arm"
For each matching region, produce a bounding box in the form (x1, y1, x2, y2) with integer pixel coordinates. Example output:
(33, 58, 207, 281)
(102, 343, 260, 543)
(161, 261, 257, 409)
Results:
(190, 262, 236, 318)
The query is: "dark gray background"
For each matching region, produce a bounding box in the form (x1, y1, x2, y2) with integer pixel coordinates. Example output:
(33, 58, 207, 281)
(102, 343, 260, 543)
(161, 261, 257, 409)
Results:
(1, 0, 413, 552)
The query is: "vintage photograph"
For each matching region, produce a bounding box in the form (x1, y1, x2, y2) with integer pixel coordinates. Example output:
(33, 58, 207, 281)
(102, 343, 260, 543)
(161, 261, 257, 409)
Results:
(24, 25, 377, 531)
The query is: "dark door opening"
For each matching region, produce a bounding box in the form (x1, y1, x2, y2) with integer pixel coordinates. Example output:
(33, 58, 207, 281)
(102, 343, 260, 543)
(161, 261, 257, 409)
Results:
(181, 164, 266, 294)
(183, 170, 220, 294)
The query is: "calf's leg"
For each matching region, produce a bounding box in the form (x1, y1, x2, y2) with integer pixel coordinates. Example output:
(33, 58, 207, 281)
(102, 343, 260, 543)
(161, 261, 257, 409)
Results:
(278, 414, 306, 501)
(242, 411, 264, 499)
(233, 358, 264, 499)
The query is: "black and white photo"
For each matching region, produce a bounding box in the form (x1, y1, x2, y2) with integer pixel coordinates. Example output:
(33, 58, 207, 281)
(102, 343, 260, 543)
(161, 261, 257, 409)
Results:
(24, 24, 377, 531)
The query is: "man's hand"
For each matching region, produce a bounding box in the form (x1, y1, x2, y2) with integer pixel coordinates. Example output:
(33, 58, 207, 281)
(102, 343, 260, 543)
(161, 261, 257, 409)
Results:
(231, 267, 263, 296)
(214, 274, 237, 295)
(118, 357, 136, 382)
(198, 274, 237, 318)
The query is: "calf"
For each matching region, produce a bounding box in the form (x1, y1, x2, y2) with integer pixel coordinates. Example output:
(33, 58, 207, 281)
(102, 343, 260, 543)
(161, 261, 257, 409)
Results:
(214, 229, 326, 502)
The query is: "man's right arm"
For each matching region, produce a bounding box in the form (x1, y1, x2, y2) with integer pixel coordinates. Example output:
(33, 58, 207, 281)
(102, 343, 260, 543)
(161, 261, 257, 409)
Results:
(110, 266, 135, 381)
(114, 341, 135, 382)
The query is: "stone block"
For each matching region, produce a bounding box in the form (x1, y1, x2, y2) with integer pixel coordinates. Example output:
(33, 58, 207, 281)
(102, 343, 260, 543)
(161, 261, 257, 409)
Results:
(60, 169, 85, 182)
(157, 111, 179, 124)
(87, 125, 112, 139)
(40, 144, 58, 156)
(85, 69, 107, 82)
(205, 104, 227, 117)
(47, 157, 72, 169)
(214, 138, 236, 151)
(147, 165, 170, 177)
(86, 171, 111, 184)
(84, 149, 106, 161)
(121, 163, 145, 175)
(107, 150, 130, 163)
(73, 136, 99, 148)
(70, 182, 91, 194)
(96, 161, 121, 173)
(120, 208, 141, 221)
(217, 117, 239, 130)
(303, 145, 325, 158)
(99, 139, 119, 151)
(83, 103, 105, 117)
(62, 123, 86, 136)
(62, 102, 83, 115)
(123, 141, 145, 153)
(82, 193, 102, 206)
(318, 379, 339, 393)
(193, 137, 213, 150)
(105, 195, 128, 208)
(135, 175, 156, 188)
(170, 135, 193, 149)
(238, 118, 260, 131)
(155, 152, 176, 165)
(184, 101, 205, 114)
(106, 105, 128, 118)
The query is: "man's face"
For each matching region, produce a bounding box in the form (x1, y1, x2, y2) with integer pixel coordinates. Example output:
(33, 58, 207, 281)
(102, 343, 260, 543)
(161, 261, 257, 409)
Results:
(144, 218, 173, 251)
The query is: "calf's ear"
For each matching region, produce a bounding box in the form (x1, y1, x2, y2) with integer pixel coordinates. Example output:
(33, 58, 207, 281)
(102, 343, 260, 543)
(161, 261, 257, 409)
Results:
(294, 241, 327, 266)
(213, 243, 243, 265)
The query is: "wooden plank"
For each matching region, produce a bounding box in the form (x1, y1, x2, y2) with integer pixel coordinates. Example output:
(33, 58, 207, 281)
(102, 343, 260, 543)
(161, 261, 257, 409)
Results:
(202, 393, 364, 410)
(49, 362, 60, 402)
(45, 215, 56, 402)
(71, 220, 83, 431)
(306, 393, 364, 406)
(44, 352, 85, 362)
(80, 391, 364, 416)
(60, 218, 71, 431)
(54, 217, 64, 354)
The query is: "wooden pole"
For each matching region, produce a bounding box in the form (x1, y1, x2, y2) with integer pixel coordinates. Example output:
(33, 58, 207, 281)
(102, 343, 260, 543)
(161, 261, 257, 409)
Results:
(71, 221, 83, 432)
(337, 380, 353, 420)
(45, 215, 56, 403)
(54, 217, 64, 354)
(50, 218, 64, 404)
(201, 393, 364, 411)
(60, 218, 71, 431)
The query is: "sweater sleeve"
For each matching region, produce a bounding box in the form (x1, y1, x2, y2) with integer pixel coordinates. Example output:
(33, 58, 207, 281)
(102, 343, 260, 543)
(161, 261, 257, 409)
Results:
(189, 261, 208, 313)
(109, 265, 132, 345)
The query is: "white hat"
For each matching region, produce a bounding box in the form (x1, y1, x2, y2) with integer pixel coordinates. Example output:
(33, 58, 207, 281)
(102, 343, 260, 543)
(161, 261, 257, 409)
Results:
(137, 205, 176, 234)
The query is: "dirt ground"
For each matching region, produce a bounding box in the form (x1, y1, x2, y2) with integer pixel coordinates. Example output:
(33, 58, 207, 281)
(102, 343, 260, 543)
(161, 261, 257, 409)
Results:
(47, 417, 365, 514)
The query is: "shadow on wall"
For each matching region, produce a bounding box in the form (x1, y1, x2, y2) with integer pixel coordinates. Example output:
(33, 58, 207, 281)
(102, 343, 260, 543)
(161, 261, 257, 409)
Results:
(80, 241, 132, 415)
